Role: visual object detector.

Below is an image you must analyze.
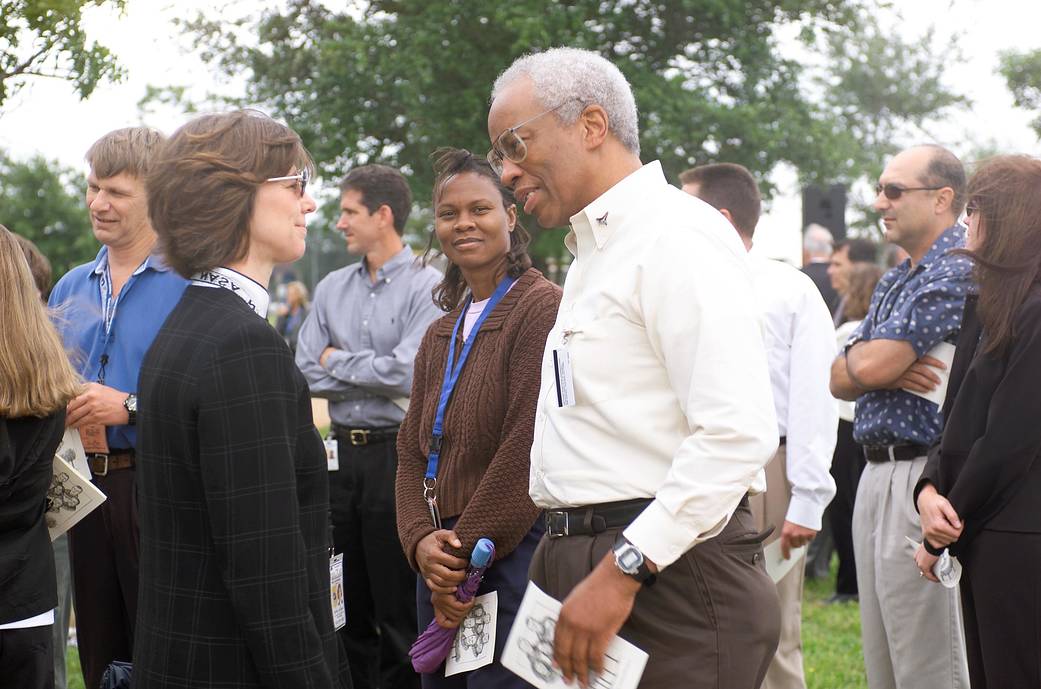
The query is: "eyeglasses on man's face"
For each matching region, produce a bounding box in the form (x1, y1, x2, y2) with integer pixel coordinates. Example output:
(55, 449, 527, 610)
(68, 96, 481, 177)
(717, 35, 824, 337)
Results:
(266, 168, 309, 198)
(875, 182, 945, 200)
(486, 99, 580, 177)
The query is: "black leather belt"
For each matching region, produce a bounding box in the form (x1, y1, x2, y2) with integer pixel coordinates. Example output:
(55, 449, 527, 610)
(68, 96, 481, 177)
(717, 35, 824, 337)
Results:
(863, 443, 928, 463)
(332, 424, 399, 447)
(545, 498, 654, 538)
(87, 449, 135, 477)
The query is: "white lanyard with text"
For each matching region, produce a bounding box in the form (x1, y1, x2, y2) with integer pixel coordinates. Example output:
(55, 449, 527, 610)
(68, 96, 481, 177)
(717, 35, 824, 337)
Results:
(423, 276, 516, 528)
(190, 267, 268, 317)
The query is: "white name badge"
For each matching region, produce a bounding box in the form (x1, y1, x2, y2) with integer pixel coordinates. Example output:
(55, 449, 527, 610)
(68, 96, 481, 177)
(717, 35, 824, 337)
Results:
(330, 552, 346, 631)
(552, 348, 576, 408)
(325, 437, 339, 472)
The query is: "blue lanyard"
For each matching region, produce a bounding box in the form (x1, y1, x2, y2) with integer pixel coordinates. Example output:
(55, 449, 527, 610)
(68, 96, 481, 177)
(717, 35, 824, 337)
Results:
(423, 276, 515, 525)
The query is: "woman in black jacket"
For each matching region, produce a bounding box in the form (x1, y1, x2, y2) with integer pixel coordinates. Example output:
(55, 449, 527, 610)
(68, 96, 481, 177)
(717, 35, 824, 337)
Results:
(135, 111, 351, 689)
(914, 155, 1041, 688)
(0, 224, 81, 689)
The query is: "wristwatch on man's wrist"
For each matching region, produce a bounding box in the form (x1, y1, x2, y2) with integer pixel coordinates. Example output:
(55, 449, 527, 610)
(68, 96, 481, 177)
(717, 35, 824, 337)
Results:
(612, 535, 656, 586)
(124, 394, 138, 425)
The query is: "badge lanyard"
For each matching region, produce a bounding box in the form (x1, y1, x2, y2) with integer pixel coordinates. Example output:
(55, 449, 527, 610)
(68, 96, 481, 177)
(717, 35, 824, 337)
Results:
(424, 276, 516, 528)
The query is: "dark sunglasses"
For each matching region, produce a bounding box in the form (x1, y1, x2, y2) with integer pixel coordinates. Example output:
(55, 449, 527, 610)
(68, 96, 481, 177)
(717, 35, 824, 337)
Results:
(875, 183, 945, 200)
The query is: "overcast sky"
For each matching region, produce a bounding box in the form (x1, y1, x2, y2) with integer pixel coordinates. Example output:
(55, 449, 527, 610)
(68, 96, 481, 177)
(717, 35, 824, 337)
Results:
(1, 0, 1038, 262)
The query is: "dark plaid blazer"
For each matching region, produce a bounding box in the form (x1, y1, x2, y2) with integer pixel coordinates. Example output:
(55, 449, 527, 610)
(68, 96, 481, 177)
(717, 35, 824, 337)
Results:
(135, 286, 351, 689)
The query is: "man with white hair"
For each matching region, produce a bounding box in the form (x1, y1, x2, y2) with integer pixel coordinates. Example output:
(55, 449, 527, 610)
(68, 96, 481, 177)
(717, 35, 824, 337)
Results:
(801, 223, 838, 312)
(487, 47, 780, 688)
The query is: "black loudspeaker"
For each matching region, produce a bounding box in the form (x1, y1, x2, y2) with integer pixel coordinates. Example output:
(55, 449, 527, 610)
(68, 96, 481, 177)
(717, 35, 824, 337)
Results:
(802, 184, 847, 241)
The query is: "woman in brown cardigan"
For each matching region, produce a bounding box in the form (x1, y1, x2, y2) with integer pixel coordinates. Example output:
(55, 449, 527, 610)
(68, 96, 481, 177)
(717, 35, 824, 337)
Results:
(395, 148, 561, 688)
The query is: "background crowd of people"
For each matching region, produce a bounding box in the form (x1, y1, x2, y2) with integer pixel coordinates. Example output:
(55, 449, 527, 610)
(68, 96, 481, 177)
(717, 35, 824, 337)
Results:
(2, 45, 1040, 689)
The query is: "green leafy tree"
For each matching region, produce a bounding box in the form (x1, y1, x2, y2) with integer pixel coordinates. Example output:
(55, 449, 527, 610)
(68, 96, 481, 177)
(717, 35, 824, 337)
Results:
(162, 0, 963, 262)
(0, 0, 126, 107)
(999, 48, 1041, 139)
(0, 151, 96, 278)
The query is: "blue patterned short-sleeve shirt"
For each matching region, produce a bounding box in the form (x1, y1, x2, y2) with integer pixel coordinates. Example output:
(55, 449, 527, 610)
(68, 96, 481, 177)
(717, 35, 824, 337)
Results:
(850, 225, 972, 446)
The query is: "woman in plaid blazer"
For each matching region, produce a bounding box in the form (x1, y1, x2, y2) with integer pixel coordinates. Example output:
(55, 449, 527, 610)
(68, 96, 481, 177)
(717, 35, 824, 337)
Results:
(134, 111, 352, 689)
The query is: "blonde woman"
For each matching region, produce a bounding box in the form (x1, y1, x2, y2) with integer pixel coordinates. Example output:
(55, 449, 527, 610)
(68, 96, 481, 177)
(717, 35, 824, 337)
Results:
(0, 224, 81, 689)
(276, 280, 311, 353)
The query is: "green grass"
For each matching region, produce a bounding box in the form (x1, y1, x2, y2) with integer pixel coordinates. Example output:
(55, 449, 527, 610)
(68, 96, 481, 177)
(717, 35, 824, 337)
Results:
(66, 559, 866, 689)
(803, 562, 868, 689)
(67, 646, 83, 689)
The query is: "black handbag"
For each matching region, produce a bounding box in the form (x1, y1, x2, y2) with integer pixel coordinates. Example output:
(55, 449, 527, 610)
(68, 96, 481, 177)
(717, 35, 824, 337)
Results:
(99, 660, 132, 689)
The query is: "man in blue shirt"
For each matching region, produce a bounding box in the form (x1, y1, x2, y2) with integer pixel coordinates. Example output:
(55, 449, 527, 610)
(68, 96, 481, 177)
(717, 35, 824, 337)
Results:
(48, 127, 187, 689)
(830, 145, 970, 689)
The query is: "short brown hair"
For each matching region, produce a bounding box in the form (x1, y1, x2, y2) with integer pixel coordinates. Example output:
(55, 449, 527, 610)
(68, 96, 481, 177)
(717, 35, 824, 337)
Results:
(679, 163, 762, 237)
(13, 232, 52, 299)
(86, 126, 166, 179)
(148, 110, 314, 278)
(340, 164, 412, 234)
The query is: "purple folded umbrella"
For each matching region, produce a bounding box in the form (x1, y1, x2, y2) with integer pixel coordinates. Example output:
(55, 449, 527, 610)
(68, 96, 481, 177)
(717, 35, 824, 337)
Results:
(410, 538, 496, 674)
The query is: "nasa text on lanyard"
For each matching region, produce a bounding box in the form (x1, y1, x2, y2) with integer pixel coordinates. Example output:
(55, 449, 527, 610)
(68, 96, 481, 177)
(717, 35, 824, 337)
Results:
(424, 276, 516, 528)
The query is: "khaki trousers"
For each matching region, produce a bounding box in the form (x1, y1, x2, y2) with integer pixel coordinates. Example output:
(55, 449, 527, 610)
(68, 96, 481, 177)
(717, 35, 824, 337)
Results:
(529, 499, 780, 689)
(749, 446, 808, 689)
(852, 456, 969, 689)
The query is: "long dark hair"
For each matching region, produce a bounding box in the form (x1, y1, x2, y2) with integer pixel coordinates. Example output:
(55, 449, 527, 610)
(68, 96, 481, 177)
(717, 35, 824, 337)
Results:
(958, 155, 1041, 355)
(423, 148, 532, 311)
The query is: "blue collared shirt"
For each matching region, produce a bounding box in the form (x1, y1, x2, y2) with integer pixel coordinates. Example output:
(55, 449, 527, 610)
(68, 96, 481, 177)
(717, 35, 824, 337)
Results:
(49, 246, 188, 449)
(295, 247, 442, 427)
(850, 225, 973, 446)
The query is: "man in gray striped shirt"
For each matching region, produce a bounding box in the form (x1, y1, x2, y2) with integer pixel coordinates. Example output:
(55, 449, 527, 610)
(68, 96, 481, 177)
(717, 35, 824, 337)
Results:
(296, 164, 441, 689)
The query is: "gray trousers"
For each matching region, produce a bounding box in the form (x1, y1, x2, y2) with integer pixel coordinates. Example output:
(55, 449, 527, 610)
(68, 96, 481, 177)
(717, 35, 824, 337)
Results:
(852, 456, 969, 689)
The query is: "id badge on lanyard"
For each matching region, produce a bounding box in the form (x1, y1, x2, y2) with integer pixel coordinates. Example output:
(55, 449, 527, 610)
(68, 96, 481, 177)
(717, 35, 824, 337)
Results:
(423, 276, 516, 528)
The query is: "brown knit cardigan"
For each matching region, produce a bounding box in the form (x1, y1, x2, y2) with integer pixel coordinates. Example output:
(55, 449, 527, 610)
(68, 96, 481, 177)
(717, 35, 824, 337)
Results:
(395, 268, 561, 568)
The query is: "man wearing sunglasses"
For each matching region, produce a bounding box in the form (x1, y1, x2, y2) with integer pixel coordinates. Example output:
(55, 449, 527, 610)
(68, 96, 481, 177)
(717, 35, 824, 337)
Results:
(830, 144, 971, 689)
(488, 48, 780, 689)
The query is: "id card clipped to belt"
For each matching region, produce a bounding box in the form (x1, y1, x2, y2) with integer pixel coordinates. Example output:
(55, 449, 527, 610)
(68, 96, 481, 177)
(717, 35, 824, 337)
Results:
(330, 552, 346, 630)
(324, 432, 339, 472)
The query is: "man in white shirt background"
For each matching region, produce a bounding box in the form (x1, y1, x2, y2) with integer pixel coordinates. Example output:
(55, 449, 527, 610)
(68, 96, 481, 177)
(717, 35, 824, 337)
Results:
(487, 47, 780, 689)
(681, 163, 838, 689)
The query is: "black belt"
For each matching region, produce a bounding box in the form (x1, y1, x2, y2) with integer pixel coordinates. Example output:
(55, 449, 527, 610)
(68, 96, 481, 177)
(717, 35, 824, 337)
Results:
(332, 424, 399, 447)
(863, 443, 928, 463)
(545, 498, 654, 538)
(779, 436, 787, 446)
(87, 449, 135, 477)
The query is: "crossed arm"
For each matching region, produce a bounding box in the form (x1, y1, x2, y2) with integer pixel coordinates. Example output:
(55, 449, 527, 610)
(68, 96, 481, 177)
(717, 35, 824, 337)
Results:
(830, 339, 945, 401)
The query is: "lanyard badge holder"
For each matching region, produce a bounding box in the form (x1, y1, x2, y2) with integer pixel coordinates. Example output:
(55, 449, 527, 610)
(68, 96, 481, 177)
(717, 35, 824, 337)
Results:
(424, 276, 516, 529)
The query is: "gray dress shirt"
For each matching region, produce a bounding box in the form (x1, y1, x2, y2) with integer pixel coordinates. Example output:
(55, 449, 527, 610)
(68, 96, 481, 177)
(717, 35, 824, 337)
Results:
(296, 247, 442, 427)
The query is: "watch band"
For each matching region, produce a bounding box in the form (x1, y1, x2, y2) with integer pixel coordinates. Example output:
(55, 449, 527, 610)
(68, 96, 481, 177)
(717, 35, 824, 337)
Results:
(124, 394, 138, 426)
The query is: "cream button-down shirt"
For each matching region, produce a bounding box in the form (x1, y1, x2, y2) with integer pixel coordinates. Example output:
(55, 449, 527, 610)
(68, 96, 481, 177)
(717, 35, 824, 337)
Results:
(529, 161, 778, 569)
(750, 254, 838, 531)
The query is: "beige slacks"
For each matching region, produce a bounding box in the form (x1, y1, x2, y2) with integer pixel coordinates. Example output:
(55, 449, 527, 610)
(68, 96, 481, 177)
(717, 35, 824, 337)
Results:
(852, 456, 969, 689)
(749, 445, 808, 689)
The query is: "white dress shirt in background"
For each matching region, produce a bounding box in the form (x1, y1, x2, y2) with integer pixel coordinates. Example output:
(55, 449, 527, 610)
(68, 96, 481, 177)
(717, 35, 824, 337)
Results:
(528, 161, 779, 570)
(750, 254, 838, 531)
